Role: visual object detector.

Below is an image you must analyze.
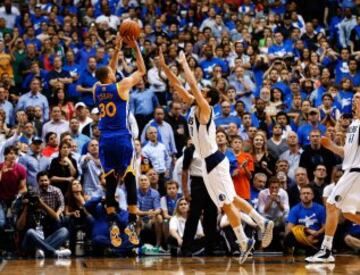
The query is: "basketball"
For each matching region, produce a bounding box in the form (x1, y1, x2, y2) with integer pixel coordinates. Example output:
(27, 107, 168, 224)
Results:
(119, 20, 141, 45)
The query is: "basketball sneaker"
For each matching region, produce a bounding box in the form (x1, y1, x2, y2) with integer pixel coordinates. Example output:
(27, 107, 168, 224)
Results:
(261, 220, 274, 248)
(305, 248, 335, 263)
(239, 238, 255, 264)
(110, 222, 122, 248)
(124, 222, 140, 246)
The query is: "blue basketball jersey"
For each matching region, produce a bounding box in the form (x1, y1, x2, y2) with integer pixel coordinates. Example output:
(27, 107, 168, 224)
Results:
(95, 83, 131, 135)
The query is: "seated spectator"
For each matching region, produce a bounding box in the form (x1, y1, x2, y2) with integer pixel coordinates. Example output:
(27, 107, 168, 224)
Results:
(168, 198, 205, 256)
(344, 223, 360, 252)
(297, 108, 326, 147)
(42, 106, 69, 144)
(285, 186, 326, 255)
(160, 180, 182, 242)
(16, 171, 71, 258)
(215, 100, 241, 130)
(48, 140, 79, 196)
(136, 175, 163, 250)
(81, 139, 104, 199)
(258, 177, 290, 250)
(275, 159, 292, 189)
(252, 131, 277, 178)
(309, 164, 329, 205)
(65, 180, 92, 255)
(231, 135, 254, 200)
(42, 132, 58, 157)
(250, 173, 268, 209)
(288, 167, 309, 208)
(142, 126, 171, 196)
(216, 129, 238, 176)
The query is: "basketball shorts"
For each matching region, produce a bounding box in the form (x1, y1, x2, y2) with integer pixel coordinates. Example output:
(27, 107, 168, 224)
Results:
(202, 151, 237, 208)
(327, 169, 360, 214)
(99, 132, 134, 175)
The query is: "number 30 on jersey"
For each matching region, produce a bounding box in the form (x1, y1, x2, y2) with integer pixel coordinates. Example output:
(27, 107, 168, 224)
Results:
(99, 102, 117, 118)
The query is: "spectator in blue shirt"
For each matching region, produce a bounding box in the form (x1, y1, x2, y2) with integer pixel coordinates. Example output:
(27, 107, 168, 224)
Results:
(130, 79, 159, 134)
(215, 101, 241, 130)
(0, 86, 14, 126)
(344, 222, 360, 251)
(63, 49, 81, 100)
(76, 36, 96, 65)
(342, 58, 360, 87)
(136, 174, 163, 248)
(297, 108, 326, 147)
(76, 57, 97, 108)
(22, 62, 49, 94)
(199, 44, 229, 79)
(16, 77, 50, 121)
(285, 186, 326, 255)
(268, 32, 293, 61)
(216, 129, 238, 176)
(69, 118, 91, 154)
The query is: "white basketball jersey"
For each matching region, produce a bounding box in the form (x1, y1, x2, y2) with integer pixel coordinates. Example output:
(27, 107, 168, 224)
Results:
(188, 106, 218, 159)
(343, 119, 360, 170)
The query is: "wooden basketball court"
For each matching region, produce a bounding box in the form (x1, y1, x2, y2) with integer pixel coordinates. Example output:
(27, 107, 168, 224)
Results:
(1, 255, 359, 274)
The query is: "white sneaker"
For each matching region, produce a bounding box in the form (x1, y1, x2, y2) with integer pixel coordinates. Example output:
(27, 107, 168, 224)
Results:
(261, 220, 274, 248)
(305, 248, 335, 263)
(35, 249, 45, 259)
(239, 238, 255, 264)
(54, 248, 72, 258)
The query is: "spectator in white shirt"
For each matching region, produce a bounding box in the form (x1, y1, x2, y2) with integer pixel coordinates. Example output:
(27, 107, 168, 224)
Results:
(147, 56, 167, 105)
(168, 198, 204, 256)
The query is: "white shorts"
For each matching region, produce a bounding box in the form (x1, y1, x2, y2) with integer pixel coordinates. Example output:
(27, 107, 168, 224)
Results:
(202, 156, 236, 208)
(327, 170, 360, 214)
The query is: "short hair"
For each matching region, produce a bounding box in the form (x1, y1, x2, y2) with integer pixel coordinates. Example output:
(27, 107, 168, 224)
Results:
(300, 185, 314, 194)
(45, 132, 57, 143)
(254, 172, 267, 181)
(4, 145, 17, 156)
(95, 66, 110, 83)
(60, 131, 71, 141)
(268, 176, 280, 186)
(206, 87, 220, 106)
(231, 135, 243, 142)
(36, 170, 49, 181)
(165, 180, 179, 189)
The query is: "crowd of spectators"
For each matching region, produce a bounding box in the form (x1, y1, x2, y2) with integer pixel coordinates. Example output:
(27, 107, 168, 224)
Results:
(1, 0, 360, 258)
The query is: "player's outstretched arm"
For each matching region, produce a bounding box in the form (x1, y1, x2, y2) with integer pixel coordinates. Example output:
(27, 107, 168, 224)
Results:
(178, 52, 211, 119)
(321, 137, 344, 158)
(118, 37, 146, 96)
(158, 49, 194, 105)
(109, 33, 122, 73)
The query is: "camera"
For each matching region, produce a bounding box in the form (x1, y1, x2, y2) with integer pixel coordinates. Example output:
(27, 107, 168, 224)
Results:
(23, 191, 40, 207)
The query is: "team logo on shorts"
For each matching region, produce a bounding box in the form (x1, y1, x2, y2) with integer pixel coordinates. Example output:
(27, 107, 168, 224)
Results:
(219, 193, 226, 201)
(335, 195, 342, 202)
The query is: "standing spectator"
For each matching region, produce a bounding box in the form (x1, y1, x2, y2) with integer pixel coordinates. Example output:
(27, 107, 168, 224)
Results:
(42, 106, 69, 144)
(285, 186, 326, 255)
(47, 56, 73, 91)
(136, 175, 163, 250)
(215, 101, 242, 130)
(42, 132, 58, 157)
(48, 141, 79, 196)
(0, 86, 14, 126)
(252, 132, 277, 178)
(147, 56, 167, 106)
(76, 57, 97, 108)
(288, 167, 309, 208)
(0, 146, 27, 230)
(231, 135, 254, 200)
(81, 139, 104, 199)
(18, 137, 50, 190)
(267, 124, 289, 159)
(338, 8, 357, 49)
(74, 102, 93, 133)
(16, 77, 50, 122)
(0, 0, 20, 29)
(141, 107, 177, 157)
(165, 102, 189, 158)
(309, 164, 329, 205)
(297, 108, 326, 147)
(279, 131, 303, 182)
(129, 79, 159, 134)
(69, 118, 91, 154)
(0, 40, 13, 80)
(299, 129, 337, 182)
(142, 126, 171, 196)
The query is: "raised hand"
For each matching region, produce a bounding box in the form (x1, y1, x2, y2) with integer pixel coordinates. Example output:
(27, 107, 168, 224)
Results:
(115, 33, 123, 50)
(125, 35, 137, 48)
(158, 48, 166, 67)
(177, 51, 187, 65)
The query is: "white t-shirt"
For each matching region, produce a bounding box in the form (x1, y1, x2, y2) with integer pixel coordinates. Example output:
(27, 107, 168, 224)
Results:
(169, 216, 203, 238)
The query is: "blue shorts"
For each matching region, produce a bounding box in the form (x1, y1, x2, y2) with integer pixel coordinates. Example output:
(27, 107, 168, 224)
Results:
(99, 132, 133, 175)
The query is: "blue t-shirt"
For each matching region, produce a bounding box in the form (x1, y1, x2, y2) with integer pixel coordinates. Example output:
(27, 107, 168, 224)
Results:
(297, 123, 327, 147)
(287, 202, 326, 231)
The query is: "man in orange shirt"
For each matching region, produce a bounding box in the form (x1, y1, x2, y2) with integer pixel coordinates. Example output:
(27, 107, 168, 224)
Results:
(231, 136, 254, 200)
(0, 40, 13, 79)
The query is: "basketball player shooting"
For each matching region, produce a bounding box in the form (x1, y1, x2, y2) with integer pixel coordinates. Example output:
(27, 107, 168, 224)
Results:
(93, 30, 145, 248)
(159, 49, 274, 263)
(306, 92, 360, 263)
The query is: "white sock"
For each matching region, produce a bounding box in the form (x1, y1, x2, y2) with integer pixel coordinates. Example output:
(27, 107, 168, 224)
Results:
(321, 235, 334, 250)
(249, 209, 265, 231)
(233, 224, 249, 251)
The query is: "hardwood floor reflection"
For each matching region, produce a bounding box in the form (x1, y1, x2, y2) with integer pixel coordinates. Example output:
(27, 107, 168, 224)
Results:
(1, 255, 359, 274)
